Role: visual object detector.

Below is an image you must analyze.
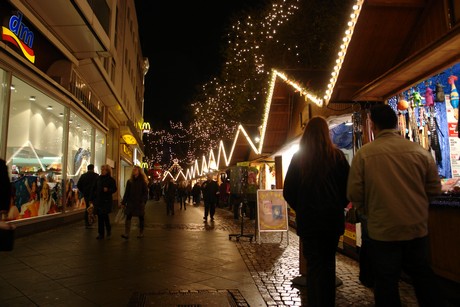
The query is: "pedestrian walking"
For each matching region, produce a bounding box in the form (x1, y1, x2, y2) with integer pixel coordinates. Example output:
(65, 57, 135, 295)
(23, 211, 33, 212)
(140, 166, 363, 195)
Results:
(283, 116, 350, 307)
(186, 181, 192, 204)
(191, 181, 201, 205)
(177, 181, 187, 210)
(347, 104, 446, 307)
(201, 174, 219, 222)
(218, 178, 230, 208)
(92, 164, 117, 240)
(77, 164, 99, 228)
(121, 166, 149, 239)
(164, 177, 176, 215)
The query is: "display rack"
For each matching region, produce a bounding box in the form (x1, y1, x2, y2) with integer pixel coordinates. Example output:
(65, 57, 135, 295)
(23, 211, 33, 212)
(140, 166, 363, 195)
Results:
(229, 202, 254, 242)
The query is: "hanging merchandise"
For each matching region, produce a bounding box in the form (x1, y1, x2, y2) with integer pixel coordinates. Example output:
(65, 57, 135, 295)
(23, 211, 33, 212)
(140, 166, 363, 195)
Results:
(425, 82, 434, 107)
(396, 94, 408, 138)
(408, 104, 420, 144)
(448, 75, 459, 109)
(397, 93, 409, 111)
(419, 105, 430, 150)
(352, 104, 363, 155)
(364, 107, 374, 143)
(398, 110, 407, 138)
(411, 89, 423, 108)
(435, 81, 445, 102)
(428, 106, 442, 164)
(448, 74, 459, 138)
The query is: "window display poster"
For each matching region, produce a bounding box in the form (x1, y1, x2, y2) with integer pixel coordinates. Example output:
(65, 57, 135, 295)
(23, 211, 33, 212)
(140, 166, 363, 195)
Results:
(257, 189, 288, 232)
(447, 99, 460, 177)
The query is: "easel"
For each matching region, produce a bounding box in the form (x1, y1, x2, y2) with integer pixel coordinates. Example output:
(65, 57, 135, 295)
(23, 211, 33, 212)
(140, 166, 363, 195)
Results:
(229, 202, 254, 242)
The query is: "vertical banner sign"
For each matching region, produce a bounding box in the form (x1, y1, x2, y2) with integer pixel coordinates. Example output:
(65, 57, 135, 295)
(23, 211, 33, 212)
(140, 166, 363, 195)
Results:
(257, 189, 289, 243)
(446, 97, 460, 177)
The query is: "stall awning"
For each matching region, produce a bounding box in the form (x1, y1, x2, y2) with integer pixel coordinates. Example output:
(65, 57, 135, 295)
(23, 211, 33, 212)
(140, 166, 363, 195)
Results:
(330, 0, 460, 103)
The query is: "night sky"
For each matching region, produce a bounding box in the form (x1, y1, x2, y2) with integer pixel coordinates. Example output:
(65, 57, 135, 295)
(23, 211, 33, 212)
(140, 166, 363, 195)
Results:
(135, 1, 266, 129)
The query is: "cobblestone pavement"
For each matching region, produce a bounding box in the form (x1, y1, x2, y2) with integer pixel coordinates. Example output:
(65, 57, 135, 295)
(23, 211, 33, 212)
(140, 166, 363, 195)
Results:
(211, 205, 420, 307)
(140, 202, 423, 306)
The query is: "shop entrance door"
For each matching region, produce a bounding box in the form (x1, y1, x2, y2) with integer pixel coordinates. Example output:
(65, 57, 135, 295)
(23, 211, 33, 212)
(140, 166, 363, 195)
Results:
(120, 160, 133, 199)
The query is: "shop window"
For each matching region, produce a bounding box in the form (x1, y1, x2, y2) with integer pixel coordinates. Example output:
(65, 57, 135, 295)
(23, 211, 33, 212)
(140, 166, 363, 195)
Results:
(0, 68, 7, 154)
(67, 111, 93, 212)
(5, 76, 65, 221)
(94, 129, 106, 173)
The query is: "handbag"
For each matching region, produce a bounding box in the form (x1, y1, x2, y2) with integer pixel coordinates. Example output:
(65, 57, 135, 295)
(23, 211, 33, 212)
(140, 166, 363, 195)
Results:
(345, 206, 359, 224)
(114, 208, 126, 225)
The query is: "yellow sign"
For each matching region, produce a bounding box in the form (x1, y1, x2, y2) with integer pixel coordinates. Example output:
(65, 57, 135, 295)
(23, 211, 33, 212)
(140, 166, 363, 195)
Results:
(142, 122, 151, 133)
(122, 144, 133, 158)
(140, 162, 149, 169)
(122, 134, 137, 145)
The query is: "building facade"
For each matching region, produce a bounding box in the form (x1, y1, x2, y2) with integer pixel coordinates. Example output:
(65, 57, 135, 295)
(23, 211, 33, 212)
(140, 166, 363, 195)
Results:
(0, 0, 147, 224)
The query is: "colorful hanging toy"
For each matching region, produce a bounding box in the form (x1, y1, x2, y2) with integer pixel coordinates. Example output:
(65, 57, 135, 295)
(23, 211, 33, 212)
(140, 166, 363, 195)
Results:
(425, 82, 434, 107)
(448, 75, 459, 110)
(411, 89, 423, 107)
(397, 93, 409, 111)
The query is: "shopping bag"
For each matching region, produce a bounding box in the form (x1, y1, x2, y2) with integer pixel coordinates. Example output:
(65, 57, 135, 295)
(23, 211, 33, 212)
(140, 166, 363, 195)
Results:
(114, 208, 126, 225)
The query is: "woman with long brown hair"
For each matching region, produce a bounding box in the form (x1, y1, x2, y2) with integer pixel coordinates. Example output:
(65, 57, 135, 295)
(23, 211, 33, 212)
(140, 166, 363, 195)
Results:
(283, 116, 350, 307)
(121, 165, 149, 239)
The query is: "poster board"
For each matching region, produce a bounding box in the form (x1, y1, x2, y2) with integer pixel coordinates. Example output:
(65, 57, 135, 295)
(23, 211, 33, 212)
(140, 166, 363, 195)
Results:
(257, 189, 289, 243)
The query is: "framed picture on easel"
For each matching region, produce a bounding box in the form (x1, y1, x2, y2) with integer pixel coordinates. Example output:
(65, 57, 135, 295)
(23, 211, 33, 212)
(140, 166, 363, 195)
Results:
(256, 189, 289, 243)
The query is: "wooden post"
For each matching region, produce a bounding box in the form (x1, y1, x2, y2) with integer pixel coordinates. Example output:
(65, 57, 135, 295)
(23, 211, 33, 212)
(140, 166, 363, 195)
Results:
(274, 155, 283, 189)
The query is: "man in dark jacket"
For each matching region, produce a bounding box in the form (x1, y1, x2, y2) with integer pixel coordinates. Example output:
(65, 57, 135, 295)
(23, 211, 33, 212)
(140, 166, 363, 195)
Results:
(77, 164, 99, 228)
(92, 164, 117, 240)
(163, 178, 177, 215)
(201, 174, 219, 221)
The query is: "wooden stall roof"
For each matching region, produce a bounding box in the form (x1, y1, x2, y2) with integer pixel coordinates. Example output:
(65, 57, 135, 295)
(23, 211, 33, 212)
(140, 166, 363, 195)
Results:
(331, 0, 459, 103)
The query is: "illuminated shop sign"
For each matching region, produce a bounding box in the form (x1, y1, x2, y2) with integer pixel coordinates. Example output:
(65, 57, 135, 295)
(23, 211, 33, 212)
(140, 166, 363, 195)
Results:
(122, 144, 133, 158)
(140, 162, 149, 169)
(141, 122, 151, 134)
(2, 12, 35, 63)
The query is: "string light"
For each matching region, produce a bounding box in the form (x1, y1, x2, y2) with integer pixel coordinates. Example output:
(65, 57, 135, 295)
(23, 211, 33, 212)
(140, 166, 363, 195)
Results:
(323, 0, 363, 103)
(145, 0, 354, 173)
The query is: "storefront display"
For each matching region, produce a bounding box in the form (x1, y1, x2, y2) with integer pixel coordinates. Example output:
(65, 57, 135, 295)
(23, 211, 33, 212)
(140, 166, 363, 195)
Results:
(0, 74, 107, 222)
(5, 76, 65, 220)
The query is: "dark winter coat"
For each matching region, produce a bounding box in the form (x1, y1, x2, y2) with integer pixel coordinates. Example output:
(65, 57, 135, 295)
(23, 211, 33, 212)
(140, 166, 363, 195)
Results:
(163, 181, 177, 203)
(92, 174, 117, 214)
(201, 179, 219, 203)
(283, 150, 350, 238)
(191, 184, 201, 198)
(122, 176, 148, 216)
(77, 171, 99, 201)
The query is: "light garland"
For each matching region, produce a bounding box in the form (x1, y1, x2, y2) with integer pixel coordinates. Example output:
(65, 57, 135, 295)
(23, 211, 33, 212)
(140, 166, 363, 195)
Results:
(145, 0, 355, 171)
(323, 0, 363, 104)
(184, 124, 260, 180)
(258, 69, 323, 154)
